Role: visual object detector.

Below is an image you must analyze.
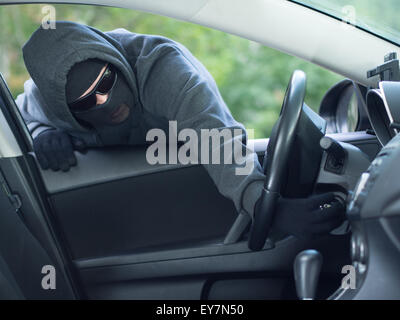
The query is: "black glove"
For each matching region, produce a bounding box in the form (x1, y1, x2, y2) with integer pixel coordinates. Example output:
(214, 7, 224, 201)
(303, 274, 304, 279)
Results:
(33, 129, 86, 172)
(260, 192, 346, 239)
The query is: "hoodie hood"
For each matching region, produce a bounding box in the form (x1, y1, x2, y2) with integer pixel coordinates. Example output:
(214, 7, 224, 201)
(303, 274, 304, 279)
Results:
(22, 21, 138, 132)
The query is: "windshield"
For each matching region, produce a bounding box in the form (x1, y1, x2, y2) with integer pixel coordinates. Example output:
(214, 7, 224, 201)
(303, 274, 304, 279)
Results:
(292, 0, 400, 45)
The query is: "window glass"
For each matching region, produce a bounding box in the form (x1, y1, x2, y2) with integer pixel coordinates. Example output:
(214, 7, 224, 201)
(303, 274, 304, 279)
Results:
(0, 4, 343, 137)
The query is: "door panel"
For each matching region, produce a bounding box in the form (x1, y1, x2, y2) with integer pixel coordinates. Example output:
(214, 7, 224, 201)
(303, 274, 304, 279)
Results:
(34, 131, 379, 299)
(48, 159, 237, 259)
(75, 233, 348, 281)
(0, 158, 76, 299)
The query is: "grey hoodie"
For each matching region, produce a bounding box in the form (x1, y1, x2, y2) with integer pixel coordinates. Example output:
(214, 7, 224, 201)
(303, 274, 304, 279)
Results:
(16, 21, 266, 217)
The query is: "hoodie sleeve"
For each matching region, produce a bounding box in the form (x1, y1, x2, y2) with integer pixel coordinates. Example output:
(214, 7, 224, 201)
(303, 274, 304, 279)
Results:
(15, 78, 55, 138)
(137, 43, 266, 217)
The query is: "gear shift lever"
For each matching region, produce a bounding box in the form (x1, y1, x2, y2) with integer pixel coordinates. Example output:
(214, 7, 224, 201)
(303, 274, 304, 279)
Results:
(294, 250, 323, 300)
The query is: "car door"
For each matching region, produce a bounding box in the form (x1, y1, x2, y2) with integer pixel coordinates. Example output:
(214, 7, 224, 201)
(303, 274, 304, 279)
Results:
(0, 73, 380, 300)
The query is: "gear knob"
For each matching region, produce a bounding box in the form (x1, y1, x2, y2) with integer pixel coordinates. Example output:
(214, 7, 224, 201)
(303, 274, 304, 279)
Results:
(294, 250, 323, 300)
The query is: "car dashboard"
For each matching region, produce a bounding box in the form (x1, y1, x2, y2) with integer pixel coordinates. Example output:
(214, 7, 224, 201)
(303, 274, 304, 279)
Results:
(328, 80, 400, 299)
(366, 81, 400, 146)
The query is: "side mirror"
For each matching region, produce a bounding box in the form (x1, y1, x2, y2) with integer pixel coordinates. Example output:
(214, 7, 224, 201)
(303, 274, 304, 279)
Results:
(319, 79, 370, 134)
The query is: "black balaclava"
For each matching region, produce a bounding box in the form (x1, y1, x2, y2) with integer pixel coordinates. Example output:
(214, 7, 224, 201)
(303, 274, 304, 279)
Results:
(65, 59, 136, 144)
(22, 22, 141, 138)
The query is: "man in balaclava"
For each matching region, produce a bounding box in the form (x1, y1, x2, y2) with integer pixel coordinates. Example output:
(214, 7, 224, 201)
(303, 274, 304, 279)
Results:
(16, 21, 345, 241)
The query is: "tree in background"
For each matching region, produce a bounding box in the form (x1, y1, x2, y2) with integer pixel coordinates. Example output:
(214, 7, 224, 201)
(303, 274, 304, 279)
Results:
(0, 4, 343, 138)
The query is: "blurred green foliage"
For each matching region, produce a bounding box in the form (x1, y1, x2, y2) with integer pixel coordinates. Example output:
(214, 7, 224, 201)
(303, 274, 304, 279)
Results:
(0, 4, 344, 138)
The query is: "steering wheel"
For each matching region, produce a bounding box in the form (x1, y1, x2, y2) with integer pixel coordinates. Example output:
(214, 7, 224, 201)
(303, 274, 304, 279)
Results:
(248, 70, 307, 251)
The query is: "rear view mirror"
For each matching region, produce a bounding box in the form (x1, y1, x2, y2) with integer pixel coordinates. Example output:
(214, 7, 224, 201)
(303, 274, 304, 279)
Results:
(319, 79, 370, 134)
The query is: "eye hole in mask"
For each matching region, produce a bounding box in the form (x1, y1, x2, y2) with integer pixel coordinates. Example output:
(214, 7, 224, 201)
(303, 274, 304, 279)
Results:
(68, 64, 117, 112)
(69, 69, 135, 127)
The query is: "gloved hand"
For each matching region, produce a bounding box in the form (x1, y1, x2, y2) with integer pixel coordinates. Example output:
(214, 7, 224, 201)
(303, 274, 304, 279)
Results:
(257, 192, 346, 240)
(33, 128, 86, 172)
